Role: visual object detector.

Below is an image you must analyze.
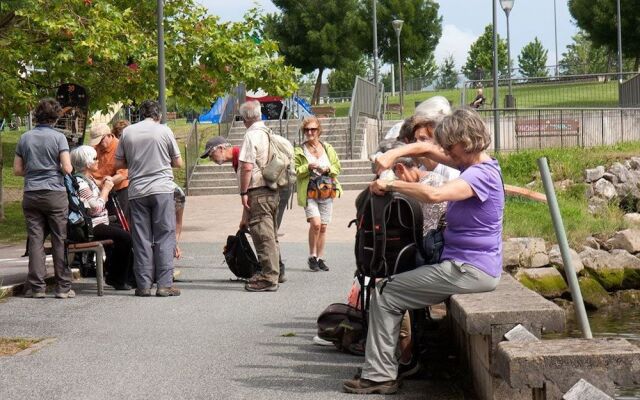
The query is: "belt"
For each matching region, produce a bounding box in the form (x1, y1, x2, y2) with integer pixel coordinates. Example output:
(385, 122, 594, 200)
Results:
(247, 186, 276, 193)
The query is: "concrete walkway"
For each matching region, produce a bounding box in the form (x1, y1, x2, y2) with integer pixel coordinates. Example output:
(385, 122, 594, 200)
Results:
(0, 191, 466, 399)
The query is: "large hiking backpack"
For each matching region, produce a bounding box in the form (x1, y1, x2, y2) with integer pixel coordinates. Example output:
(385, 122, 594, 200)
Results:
(64, 174, 93, 243)
(317, 303, 365, 354)
(223, 228, 260, 279)
(352, 188, 424, 278)
(259, 127, 294, 190)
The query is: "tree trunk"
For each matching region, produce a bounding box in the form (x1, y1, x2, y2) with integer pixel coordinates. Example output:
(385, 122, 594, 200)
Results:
(311, 67, 324, 106)
(0, 131, 4, 221)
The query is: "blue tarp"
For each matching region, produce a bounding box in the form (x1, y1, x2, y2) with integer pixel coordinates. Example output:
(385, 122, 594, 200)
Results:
(198, 96, 227, 123)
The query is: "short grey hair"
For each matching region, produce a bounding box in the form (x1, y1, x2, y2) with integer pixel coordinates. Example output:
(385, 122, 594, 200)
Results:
(434, 108, 491, 153)
(70, 145, 97, 172)
(239, 100, 262, 122)
(414, 96, 451, 126)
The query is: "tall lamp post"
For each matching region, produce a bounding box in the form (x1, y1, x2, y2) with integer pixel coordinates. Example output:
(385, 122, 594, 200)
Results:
(553, 0, 559, 77)
(392, 19, 404, 117)
(500, 0, 515, 108)
(157, 0, 167, 123)
(372, 0, 379, 86)
(616, 0, 623, 83)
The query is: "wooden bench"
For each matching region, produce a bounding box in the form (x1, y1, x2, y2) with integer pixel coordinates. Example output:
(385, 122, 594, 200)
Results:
(384, 103, 402, 118)
(165, 111, 177, 121)
(311, 106, 336, 118)
(515, 118, 580, 149)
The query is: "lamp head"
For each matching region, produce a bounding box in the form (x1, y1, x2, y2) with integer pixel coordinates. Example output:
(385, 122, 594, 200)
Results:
(391, 19, 404, 36)
(500, 0, 514, 15)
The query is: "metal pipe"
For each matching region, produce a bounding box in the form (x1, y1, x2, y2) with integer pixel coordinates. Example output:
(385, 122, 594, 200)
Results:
(492, 0, 500, 153)
(553, 0, 559, 77)
(372, 0, 379, 86)
(537, 157, 592, 339)
(506, 11, 513, 102)
(616, 0, 623, 83)
(396, 33, 403, 117)
(157, 0, 167, 124)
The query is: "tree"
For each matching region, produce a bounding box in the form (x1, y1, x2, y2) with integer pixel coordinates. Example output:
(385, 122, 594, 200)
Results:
(559, 31, 610, 75)
(328, 56, 371, 95)
(0, 1, 299, 116)
(435, 55, 458, 89)
(265, 0, 365, 104)
(569, 0, 640, 70)
(518, 38, 548, 78)
(359, 0, 442, 78)
(404, 53, 437, 85)
(462, 24, 508, 81)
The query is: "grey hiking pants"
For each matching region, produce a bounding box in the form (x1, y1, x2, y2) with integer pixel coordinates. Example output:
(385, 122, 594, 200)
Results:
(361, 260, 500, 382)
(129, 193, 176, 289)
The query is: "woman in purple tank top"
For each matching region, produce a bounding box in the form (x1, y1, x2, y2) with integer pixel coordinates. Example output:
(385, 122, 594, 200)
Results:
(343, 108, 504, 395)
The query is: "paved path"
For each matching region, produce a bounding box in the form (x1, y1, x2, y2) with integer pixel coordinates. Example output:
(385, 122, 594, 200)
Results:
(0, 192, 466, 399)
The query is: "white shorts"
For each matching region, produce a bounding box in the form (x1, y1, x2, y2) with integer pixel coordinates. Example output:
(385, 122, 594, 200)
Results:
(305, 198, 333, 225)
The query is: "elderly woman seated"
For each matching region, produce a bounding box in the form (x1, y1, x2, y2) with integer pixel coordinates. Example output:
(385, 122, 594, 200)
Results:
(70, 145, 134, 290)
(343, 108, 504, 395)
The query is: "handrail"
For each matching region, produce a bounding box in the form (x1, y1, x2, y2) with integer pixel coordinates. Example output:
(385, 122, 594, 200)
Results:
(348, 76, 381, 159)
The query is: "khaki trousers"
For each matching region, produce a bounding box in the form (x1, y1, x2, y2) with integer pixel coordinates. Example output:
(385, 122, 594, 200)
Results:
(248, 187, 280, 284)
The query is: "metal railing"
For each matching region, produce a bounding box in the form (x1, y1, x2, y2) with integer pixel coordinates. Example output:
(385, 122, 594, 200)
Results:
(348, 76, 383, 159)
(184, 121, 199, 194)
(620, 73, 640, 107)
(475, 107, 640, 152)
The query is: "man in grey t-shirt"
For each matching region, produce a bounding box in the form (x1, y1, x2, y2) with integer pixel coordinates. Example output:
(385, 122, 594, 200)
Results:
(115, 100, 183, 297)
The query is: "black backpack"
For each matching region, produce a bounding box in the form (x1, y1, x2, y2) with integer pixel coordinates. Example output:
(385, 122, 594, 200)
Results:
(317, 303, 365, 355)
(223, 228, 260, 279)
(351, 189, 424, 279)
(64, 174, 93, 243)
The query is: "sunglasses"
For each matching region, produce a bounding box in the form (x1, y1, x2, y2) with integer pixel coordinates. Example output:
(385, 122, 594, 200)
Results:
(303, 127, 319, 133)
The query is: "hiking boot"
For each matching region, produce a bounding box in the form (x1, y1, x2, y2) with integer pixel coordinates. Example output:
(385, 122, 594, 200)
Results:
(278, 262, 287, 283)
(54, 289, 76, 299)
(342, 377, 399, 395)
(245, 279, 278, 292)
(156, 287, 181, 297)
(24, 290, 46, 299)
(308, 256, 319, 272)
(397, 357, 421, 380)
(317, 259, 330, 271)
(135, 288, 152, 297)
(106, 279, 132, 291)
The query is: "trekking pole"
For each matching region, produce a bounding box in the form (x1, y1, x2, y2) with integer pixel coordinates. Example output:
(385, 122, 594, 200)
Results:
(110, 193, 130, 232)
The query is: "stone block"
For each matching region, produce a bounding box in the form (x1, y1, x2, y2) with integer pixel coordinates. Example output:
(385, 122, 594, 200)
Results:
(629, 157, 640, 170)
(613, 289, 640, 305)
(502, 238, 549, 269)
(602, 172, 618, 184)
(577, 276, 611, 309)
(593, 179, 617, 200)
(562, 379, 613, 400)
(579, 248, 625, 290)
(516, 267, 568, 299)
(623, 213, 640, 227)
(549, 245, 584, 275)
(495, 338, 640, 395)
(585, 166, 605, 183)
(588, 196, 609, 215)
(606, 229, 640, 253)
(609, 162, 634, 183)
(583, 237, 600, 250)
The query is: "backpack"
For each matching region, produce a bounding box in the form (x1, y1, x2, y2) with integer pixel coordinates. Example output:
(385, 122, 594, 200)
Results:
(259, 127, 294, 190)
(317, 303, 365, 355)
(351, 188, 424, 278)
(64, 174, 93, 243)
(223, 228, 260, 279)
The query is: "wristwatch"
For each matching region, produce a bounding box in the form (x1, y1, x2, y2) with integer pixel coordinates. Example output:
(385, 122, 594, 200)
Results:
(240, 191, 248, 196)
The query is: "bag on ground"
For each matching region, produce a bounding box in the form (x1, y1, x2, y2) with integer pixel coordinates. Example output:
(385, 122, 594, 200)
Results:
(317, 303, 365, 354)
(223, 228, 260, 279)
(64, 174, 93, 243)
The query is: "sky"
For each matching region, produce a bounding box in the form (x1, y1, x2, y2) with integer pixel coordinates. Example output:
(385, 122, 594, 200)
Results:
(200, 0, 578, 71)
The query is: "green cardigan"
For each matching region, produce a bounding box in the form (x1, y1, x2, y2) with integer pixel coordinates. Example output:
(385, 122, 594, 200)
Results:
(294, 142, 342, 207)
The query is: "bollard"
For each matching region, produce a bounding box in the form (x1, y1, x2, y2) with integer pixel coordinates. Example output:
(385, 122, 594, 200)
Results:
(537, 157, 592, 339)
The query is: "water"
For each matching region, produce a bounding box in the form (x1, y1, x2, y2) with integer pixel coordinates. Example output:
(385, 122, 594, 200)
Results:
(548, 305, 640, 399)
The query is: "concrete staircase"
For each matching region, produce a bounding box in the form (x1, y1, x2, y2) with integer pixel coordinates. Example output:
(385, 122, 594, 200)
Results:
(188, 117, 377, 196)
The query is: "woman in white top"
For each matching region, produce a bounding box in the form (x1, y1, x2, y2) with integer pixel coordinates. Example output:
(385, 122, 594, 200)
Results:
(294, 116, 342, 272)
(70, 145, 134, 290)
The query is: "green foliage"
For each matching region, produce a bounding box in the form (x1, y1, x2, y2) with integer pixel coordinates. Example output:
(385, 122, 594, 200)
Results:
(404, 53, 437, 84)
(0, 201, 28, 243)
(359, 0, 442, 70)
(435, 55, 458, 89)
(559, 31, 611, 75)
(328, 57, 370, 94)
(462, 25, 508, 80)
(518, 38, 548, 78)
(265, 0, 364, 104)
(569, 0, 640, 68)
(0, 1, 298, 115)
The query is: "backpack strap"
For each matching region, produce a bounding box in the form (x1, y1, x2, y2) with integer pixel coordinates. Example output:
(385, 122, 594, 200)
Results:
(370, 192, 391, 277)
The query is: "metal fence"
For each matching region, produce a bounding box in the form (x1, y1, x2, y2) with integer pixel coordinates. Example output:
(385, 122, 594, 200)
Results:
(620, 74, 640, 107)
(476, 107, 640, 152)
(348, 76, 383, 159)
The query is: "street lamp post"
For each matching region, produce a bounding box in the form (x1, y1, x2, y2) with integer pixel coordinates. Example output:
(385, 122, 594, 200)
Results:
(372, 0, 379, 86)
(553, 0, 559, 77)
(392, 19, 404, 117)
(491, 0, 500, 153)
(157, 0, 167, 123)
(616, 0, 623, 83)
(500, 0, 515, 108)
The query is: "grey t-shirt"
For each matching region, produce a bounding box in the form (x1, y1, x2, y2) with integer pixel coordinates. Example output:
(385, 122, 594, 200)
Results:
(15, 125, 69, 192)
(115, 119, 181, 200)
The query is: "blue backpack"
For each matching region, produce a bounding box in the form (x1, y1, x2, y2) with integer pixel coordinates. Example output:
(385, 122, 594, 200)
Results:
(63, 174, 93, 243)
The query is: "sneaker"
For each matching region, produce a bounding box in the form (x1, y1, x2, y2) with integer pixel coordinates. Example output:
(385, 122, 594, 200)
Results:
(397, 357, 421, 380)
(312, 335, 334, 346)
(54, 289, 76, 299)
(156, 287, 181, 297)
(24, 290, 46, 299)
(245, 279, 278, 292)
(106, 280, 132, 291)
(308, 256, 319, 272)
(317, 259, 330, 271)
(342, 377, 399, 395)
(135, 288, 152, 297)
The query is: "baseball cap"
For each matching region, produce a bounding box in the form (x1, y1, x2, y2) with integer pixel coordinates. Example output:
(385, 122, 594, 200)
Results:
(200, 136, 229, 159)
(88, 123, 111, 146)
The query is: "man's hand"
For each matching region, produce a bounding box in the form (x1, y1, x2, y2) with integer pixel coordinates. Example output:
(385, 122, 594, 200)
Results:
(241, 193, 250, 210)
(308, 162, 318, 172)
(369, 179, 389, 196)
(374, 153, 394, 175)
(239, 214, 249, 230)
(174, 245, 182, 259)
(102, 177, 115, 192)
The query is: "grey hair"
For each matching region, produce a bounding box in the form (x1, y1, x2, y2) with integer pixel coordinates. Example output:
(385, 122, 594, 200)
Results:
(239, 100, 262, 122)
(414, 96, 452, 125)
(394, 156, 418, 169)
(70, 145, 97, 172)
(434, 108, 491, 153)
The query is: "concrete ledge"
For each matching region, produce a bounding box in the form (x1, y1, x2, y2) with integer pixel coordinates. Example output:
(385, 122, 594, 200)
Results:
(449, 273, 565, 336)
(495, 338, 640, 394)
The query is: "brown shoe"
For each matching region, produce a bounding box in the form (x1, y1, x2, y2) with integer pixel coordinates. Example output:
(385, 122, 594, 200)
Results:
(245, 279, 278, 292)
(135, 288, 152, 297)
(342, 377, 399, 394)
(156, 287, 181, 297)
